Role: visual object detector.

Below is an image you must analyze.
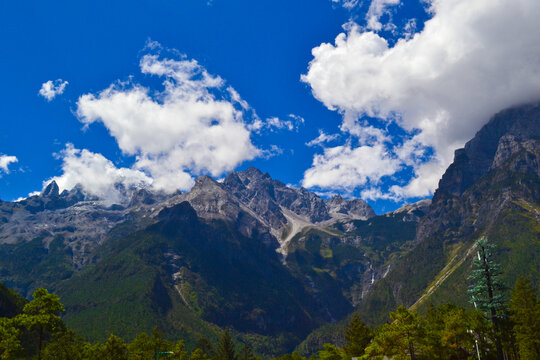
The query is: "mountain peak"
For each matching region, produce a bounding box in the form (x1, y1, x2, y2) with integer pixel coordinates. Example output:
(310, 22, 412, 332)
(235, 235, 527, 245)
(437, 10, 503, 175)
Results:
(194, 175, 220, 188)
(42, 180, 59, 197)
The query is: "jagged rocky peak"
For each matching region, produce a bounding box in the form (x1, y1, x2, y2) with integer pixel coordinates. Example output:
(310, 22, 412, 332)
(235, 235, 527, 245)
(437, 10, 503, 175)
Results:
(42, 180, 60, 197)
(325, 194, 376, 220)
(222, 167, 376, 224)
(435, 102, 540, 199)
(182, 175, 242, 220)
(391, 199, 431, 214)
(417, 102, 540, 243)
(128, 188, 159, 207)
(387, 199, 431, 222)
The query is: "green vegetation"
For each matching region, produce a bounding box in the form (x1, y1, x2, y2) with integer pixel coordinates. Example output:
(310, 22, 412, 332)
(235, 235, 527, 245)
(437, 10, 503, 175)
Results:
(291, 275, 538, 359)
(468, 237, 507, 359)
(509, 276, 540, 359)
(4, 277, 536, 360)
(0, 287, 259, 360)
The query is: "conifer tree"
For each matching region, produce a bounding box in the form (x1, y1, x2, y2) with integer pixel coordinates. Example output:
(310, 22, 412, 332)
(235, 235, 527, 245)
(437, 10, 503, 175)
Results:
(509, 276, 540, 359)
(468, 236, 506, 360)
(214, 329, 237, 360)
(342, 313, 372, 358)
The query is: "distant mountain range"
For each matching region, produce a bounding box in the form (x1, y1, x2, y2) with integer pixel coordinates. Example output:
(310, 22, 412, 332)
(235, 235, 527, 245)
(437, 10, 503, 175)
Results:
(1, 103, 539, 355)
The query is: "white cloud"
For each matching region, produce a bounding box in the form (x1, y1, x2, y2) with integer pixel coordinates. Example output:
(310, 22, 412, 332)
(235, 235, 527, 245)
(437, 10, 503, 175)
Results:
(331, 0, 360, 10)
(249, 114, 304, 133)
(306, 130, 340, 147)
(49, 144, 152, 204)
(61, 45, 289, 198)
(302, 143, 400, 191)
(366, 0, 401, 31)
(39, 79, 68, 101)
(0, 155, 17, 174)
(303, 0, 540, 199)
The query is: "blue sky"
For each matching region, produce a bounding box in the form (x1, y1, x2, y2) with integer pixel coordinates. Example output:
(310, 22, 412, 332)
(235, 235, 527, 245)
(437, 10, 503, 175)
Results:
(1, 0, 539, 214)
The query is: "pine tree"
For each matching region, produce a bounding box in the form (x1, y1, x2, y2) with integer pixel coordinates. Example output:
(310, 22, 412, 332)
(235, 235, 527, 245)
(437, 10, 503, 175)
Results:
(214, 329, 237, 360)
(509, 276, 540, 359)
(342, 313, 372, 358)
(468, 236, 506, 360)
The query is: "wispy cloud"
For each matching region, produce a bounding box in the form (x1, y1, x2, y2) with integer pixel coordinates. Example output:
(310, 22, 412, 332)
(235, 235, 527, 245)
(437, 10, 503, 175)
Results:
(38, 79, 68, 101)
(331, 0, 361, 10)
(365, 0, 400, 31)
(306, 130, 339, 147)
(0, 155, 18, 175)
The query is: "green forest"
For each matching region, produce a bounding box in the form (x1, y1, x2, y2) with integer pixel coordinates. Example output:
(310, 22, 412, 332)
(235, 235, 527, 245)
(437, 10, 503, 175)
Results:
(1, 272, 538, 360)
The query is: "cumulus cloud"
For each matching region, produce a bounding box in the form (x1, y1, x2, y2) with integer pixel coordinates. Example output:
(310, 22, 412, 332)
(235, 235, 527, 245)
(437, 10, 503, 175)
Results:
(0, 155, 17, 174)
(49, 144, 152, 203)
(303, 0, 540, 199)
(39, 79, 68, 101)
(302, 143, 400, 191)
(49, 44, 293, 200)
(74, 52, 260, 194)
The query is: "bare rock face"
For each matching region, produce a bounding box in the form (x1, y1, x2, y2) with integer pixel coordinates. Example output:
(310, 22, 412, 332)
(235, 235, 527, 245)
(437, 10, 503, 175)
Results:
(435, 103, 540, 200)
(42, 180, 60, 197)
(325, 195, 376, 220)
(418, 102, 540, 243)
(222, 168, 288, 229)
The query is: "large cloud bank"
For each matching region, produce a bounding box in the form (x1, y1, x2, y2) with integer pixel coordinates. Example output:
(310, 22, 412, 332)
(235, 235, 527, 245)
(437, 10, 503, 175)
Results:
(303, 0, 540, 199)
(50, 46, 289, 201)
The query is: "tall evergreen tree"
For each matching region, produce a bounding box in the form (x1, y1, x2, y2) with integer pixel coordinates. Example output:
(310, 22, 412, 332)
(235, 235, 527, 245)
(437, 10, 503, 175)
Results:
(342, 313, 372, 358)
(214, 329, 237, 360)
(509, 276, 540, 359)
(468, 236, 506, 360)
